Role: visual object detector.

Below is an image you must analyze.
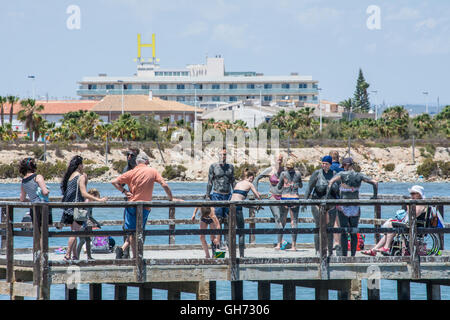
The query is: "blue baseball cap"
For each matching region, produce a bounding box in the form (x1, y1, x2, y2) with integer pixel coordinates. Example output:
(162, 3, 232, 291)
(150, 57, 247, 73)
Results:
(321, 155, 332, 164)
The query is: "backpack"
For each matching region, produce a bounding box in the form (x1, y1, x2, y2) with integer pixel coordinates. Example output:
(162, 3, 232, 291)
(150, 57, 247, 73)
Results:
(91, 236, 110, 253)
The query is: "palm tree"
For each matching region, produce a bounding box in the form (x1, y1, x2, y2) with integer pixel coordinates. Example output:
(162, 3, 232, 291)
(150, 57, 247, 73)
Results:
(17, 99, 45, 141)
(7, 96, 19, 125)
(0, 96, 6, 126)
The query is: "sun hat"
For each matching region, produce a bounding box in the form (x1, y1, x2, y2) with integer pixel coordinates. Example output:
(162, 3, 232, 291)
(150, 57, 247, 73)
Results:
(321, 155, 332, 164)
(408, 185, 425, 199)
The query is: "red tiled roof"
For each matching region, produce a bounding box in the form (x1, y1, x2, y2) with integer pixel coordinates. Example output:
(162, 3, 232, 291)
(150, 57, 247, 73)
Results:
(2, 100, 98, 115)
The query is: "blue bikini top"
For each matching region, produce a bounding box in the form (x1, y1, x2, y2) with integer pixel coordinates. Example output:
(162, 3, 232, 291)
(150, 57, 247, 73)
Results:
(233, 189, 249, 197)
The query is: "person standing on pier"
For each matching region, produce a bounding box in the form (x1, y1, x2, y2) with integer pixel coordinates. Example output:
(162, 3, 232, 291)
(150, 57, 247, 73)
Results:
(120, 147, 140, 259)
(326, 157, 378, 257)
(205, 148, 236, 249)
(254, 154, 288, 250)
(19, 157, 52, 227)
(61, 155, 107, 261)
(329, 150, 343, 252)
(303, 155, 340, 256)
(276, 158, 303, 251)
(112, 152, 181, 259)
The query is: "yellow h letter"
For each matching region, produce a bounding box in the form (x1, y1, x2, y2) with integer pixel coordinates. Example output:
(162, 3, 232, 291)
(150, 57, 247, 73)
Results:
(137, 33, 156, 59)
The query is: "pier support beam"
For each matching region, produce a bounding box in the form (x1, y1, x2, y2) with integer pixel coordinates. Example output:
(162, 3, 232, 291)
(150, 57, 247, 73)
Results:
(426, 281, 441, 300)
(196, 281, 210, 300)
(208, 281, 216, 300)
(89, 283, 102, 300)
(114, 285, 127, 300)
(168, 288, 181, 300)
(282, 281, 296, 300)
(231, 280, 243, 300)
(65, 285, 77, 300)
(139, 284, 152, 300)
(397, 280, 410, 300)
(258, 281, 271, 300)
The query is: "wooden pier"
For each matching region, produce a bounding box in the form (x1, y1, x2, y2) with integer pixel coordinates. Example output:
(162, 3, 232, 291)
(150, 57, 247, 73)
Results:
(0, 195, 449, 300)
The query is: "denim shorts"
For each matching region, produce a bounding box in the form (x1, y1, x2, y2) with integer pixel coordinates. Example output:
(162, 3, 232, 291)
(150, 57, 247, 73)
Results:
(124, 207, 150, 230)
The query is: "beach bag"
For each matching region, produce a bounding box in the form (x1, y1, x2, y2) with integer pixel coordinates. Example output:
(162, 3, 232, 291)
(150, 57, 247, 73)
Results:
(91, 236, 110, 253)
(347, 233, 365, 251)
(429, 207, 444, 228)
(73, 177, 89, 222)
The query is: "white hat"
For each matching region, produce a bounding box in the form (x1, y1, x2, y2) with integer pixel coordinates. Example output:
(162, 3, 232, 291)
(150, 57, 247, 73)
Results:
(136, 152, 150, 163)
(408, 185, 425, 199)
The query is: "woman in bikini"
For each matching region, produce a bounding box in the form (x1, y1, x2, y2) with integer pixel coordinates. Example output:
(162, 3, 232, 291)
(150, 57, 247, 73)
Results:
(254, 154, 289, 250)
(191, 206, 221, 258)
(230, 170, 261, 257)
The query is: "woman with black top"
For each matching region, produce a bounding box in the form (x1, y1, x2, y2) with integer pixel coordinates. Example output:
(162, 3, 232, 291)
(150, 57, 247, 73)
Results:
(60, 156, 107, 261)
(19, 157, 52, 227)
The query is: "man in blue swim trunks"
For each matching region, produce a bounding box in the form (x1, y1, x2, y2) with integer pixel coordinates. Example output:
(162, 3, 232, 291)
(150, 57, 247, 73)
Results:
(205, 148, 236, 248)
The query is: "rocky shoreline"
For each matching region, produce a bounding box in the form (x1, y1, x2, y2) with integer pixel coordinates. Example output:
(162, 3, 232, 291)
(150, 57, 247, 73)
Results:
(0, 145, 448, 184)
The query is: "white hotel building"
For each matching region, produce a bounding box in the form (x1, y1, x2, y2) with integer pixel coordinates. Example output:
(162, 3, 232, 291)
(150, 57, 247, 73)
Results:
(77, 56, 319, 108)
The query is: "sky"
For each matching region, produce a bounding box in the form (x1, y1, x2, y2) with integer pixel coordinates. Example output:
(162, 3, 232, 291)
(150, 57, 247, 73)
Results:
(1, 0, 449, 108)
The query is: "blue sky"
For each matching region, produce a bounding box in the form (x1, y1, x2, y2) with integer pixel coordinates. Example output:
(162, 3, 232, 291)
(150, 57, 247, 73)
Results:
(1, 0, 449, 107)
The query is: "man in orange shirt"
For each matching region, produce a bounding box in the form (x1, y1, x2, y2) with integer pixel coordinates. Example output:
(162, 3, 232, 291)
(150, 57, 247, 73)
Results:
(111, 152, 180, 259)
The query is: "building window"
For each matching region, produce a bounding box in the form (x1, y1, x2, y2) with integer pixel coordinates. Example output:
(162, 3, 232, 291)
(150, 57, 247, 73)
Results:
(212, 96, 220, 102)
(123, 84, 132, 90)
(299, 96, 308, 101)
(264, 96, 272, 101)
(88, 84, 97, 90)
(160, 96, 168, 100)
(312, 96, 318, 100)
(229, 84, 237, 89)
(182, 72, 189, 76)
(176, 96, 185, 102)
(106, 84, 114, 90)
(313, 84, 318, 89)
(299, 83, 307, 89)
(229, 96, 237, 102)
(264, 84, 272, 89)
(159, 84, 167, 90)
(177, 84, 185, 89)
(247, 84, 255, 89)
(194, 84, 203, 89)
(281, 83, 290, 89)
(212, 84, 220, 90)
(142, 84, 150, 90)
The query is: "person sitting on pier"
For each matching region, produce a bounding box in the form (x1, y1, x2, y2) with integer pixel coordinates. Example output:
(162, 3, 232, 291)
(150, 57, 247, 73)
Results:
(230, 169, 262, 257)
(112, 152, 181, 259)
(191, 206, 221, 258)
(19, 157, 52, 228)
(326, 157, 378, 257)
(362, 185, 428, 256)
(254, 153, 289, 250)
(303, 155, 340, 256)
(61, 156, 107, 261)
(276, 158, 303, 251)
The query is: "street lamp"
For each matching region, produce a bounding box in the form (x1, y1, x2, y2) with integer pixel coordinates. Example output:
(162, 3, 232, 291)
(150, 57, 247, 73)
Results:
(317, 88, 322, 133)
(371, 90, 378, 120)
(118, 80, 124, 115)
(28, 75, 36, 99)
(422, 91, 429, 114)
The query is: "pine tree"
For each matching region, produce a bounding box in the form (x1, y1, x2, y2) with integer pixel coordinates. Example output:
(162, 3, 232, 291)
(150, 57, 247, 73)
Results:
(353, 68, 370, 113)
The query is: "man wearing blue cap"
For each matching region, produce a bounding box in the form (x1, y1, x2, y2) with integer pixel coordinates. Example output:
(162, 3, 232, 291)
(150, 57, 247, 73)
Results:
(303, 155, 340, 256)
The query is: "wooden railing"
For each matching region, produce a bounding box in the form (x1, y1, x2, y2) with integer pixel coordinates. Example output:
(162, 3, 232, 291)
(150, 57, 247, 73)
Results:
(0, 195, 449, 299)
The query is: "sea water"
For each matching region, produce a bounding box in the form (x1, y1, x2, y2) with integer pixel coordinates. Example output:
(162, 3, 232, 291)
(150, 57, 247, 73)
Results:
(0, 181, 448, 300)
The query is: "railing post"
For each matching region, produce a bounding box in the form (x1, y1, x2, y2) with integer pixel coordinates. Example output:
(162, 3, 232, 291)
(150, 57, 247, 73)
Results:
(169, 206, 175, 245)
(318, 204, 329, 280)
(408, 203, 420, 279)
(39, 205, 50, 300)
(1, 206, 6, 253)
(228, 204, 241, 300)
(135, 204, 145, 283)
(32, 205, 41, 289)
(437, 205, 444, 250)
(248, 207, 256, 245)
(374, 203, 381, 244)
(6, 205, 14, 285)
